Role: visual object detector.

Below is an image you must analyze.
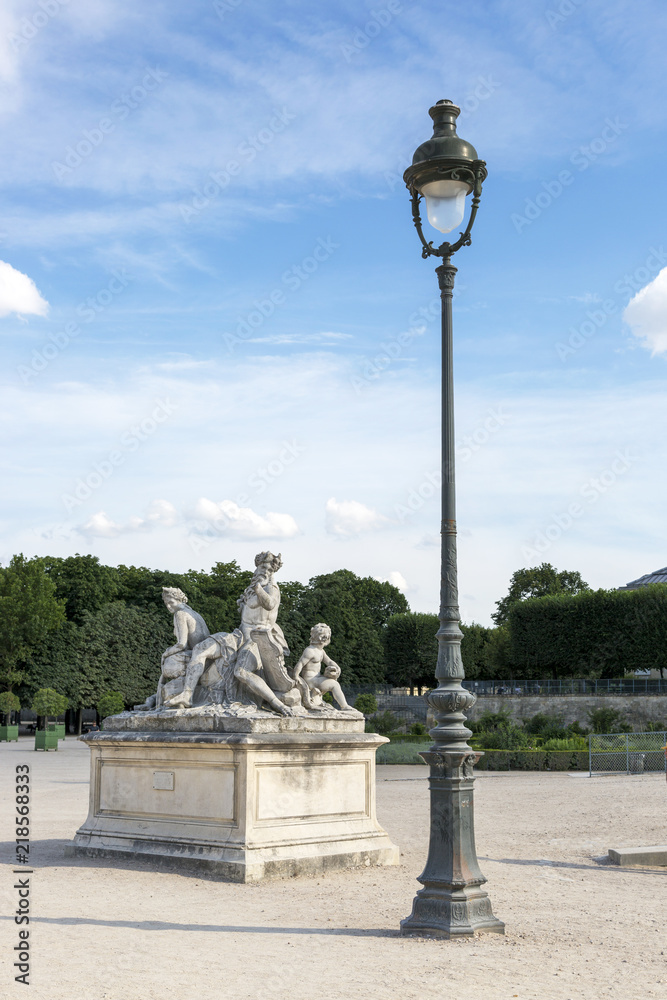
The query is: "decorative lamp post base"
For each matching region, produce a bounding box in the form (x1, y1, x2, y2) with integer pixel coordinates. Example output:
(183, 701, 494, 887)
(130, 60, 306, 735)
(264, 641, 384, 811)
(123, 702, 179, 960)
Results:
(400, 750, 505, 938)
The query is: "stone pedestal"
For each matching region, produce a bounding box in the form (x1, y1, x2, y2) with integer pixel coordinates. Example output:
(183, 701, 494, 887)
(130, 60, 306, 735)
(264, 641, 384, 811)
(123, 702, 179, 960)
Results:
(70, 728, 399, 882)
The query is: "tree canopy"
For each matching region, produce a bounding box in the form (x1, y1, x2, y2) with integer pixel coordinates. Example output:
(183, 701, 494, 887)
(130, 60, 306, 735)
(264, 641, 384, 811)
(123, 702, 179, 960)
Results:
(384, 612, 438, 691)
(492, 563, 589, 626)
(0, 554, 66, 690)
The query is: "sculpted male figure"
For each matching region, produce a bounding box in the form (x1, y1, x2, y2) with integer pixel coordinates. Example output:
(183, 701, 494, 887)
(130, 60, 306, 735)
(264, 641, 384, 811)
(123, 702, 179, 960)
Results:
(292, 623, 358, 712)
(165, 552, 297, 716)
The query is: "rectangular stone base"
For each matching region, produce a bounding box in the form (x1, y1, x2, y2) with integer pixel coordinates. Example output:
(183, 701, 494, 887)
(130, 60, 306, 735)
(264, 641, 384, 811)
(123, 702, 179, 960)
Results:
(608, 845, 667, 867)
(70, 731, 399, 882)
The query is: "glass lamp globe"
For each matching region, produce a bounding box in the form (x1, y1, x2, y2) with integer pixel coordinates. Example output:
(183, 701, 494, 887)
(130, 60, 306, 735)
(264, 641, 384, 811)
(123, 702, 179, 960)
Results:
(420, 179, 469, 234)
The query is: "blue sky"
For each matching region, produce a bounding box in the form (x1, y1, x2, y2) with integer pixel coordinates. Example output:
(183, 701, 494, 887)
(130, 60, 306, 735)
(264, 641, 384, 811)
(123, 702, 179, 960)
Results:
(2, 0, 667, 625)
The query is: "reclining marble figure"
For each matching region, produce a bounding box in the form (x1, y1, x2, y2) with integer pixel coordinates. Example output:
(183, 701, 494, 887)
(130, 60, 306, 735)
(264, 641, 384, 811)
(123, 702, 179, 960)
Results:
(161, 551, 299, 715)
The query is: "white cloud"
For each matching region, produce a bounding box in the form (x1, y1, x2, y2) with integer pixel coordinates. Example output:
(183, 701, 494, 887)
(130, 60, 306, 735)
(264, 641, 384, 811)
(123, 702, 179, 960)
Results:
(623, 267, 667, 355)
(378, 570, 409, 592)
(80, 500, 178, 538)
(325, 497, 390, 538)
(0, 260, 49, 318)
(146, 499, 179, 528)
(193, 498, 299, 540)
(80, 511, 123, 538)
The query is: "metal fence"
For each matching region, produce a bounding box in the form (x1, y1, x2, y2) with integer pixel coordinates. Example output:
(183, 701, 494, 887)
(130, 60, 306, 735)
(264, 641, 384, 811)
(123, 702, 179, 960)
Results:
(345, 678, 667, 699)
(588, 732, 667, 776)
(466, 678, 667, 696)
(343, 687, 429, 724)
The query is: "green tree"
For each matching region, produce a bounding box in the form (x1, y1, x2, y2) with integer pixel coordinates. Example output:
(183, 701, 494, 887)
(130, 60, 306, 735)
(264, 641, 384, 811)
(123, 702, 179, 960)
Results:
(43, 554, 119, 624)
(354, 693, 378, 715)
(27, 620, 85, 707)
(0, 555, 66, 690)
(460, 622, 492, 678)
(384, 612, 438, 692)
(97, 690, 125, 720)
(32, 687, 68, 726)
(294, 570, 405, 685)
(0, 691, 21, 723)
(493, 563, 589, 626)
(77, 602, 173, 707)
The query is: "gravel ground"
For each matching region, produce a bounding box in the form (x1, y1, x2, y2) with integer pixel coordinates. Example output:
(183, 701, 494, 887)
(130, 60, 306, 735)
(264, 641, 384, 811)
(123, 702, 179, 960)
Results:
(1, 737, 666, 1000)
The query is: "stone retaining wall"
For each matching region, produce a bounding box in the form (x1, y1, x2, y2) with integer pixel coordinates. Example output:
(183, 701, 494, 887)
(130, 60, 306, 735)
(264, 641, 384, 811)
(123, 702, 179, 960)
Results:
(466, 695, 667, 728)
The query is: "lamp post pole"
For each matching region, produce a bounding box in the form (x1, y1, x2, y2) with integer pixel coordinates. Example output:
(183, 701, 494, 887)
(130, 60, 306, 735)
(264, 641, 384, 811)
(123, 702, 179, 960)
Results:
(399, 100, 504, 939)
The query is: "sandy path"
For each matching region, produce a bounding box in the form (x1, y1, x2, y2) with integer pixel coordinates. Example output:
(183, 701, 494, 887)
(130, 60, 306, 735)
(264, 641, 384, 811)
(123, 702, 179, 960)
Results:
(1, 738, 665, 1000)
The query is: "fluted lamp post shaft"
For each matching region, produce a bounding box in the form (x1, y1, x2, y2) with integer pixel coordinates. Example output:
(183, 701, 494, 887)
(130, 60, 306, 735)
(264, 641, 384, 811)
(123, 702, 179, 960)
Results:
(399, 100, 504, 939)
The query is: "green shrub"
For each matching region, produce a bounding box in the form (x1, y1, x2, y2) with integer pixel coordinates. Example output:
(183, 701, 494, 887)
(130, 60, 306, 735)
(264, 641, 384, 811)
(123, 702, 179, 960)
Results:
(587, 707, 631, 734)
(643, 721, 667, 732)
(541, 736, 587, 751)
(97, 691, 125, 720)
(410, 722, 429, 736)
(523, 712, 568, 740)
(376, 742, 429, 764)
(31, 688, 67, 722)
(475, 722, 530, 750)
(354, 693, 378, 715)
(469, 708, 512, 734)
(568, 720, 590, 737)
(367, 710, 400, 735)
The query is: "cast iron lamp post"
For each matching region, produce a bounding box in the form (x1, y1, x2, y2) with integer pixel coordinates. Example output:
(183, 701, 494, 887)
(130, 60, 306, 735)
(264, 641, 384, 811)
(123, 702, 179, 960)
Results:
(399, 99, 504, 939)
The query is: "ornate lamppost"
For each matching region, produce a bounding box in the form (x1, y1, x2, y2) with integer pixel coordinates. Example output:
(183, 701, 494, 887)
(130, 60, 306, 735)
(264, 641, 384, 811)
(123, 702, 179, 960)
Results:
(399, 99, 505, 939)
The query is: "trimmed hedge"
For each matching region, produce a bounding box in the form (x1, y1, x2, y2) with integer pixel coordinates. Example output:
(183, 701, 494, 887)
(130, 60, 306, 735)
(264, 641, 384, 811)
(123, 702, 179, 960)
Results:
(509, 584, 667, 677)
(474, 750, 589, 771)
(375, 745, 590, 769)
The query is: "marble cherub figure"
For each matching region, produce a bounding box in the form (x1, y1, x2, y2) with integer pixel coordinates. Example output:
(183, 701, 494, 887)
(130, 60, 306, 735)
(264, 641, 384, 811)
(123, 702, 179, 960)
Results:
(291, 623, 359, 713)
